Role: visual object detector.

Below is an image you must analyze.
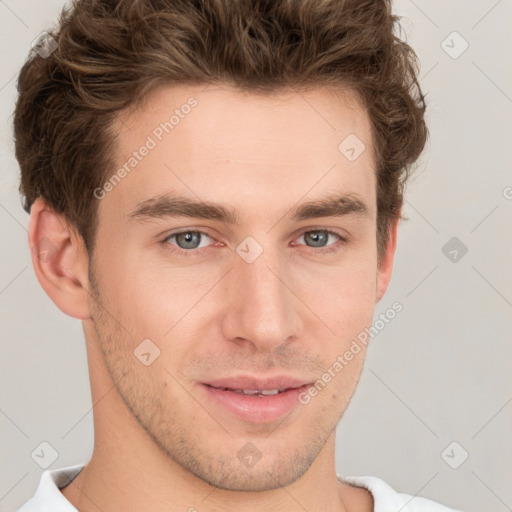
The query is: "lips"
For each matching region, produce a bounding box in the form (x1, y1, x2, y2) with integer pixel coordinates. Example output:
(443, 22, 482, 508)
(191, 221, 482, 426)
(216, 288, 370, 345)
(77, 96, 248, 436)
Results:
(200, 375, 311, 423)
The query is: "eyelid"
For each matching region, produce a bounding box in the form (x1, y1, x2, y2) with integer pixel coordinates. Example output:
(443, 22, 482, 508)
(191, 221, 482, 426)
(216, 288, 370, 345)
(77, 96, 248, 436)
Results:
(293, 228, 346, 244)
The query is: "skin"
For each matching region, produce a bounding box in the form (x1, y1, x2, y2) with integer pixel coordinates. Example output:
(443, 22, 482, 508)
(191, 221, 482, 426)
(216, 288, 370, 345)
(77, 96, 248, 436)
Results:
(29, 83, 399, 512)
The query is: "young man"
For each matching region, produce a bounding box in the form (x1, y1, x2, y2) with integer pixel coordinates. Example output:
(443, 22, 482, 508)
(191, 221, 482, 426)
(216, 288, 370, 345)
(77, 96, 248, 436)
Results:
(13, 0, 463, 511)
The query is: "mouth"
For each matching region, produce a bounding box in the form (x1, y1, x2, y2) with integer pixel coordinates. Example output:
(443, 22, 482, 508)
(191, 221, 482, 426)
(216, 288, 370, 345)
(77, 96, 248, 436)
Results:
(199, 376, 311, 423)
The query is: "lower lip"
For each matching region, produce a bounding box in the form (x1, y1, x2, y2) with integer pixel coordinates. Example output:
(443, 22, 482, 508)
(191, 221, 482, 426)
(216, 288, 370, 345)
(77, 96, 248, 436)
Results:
(201, 384, 310, 423)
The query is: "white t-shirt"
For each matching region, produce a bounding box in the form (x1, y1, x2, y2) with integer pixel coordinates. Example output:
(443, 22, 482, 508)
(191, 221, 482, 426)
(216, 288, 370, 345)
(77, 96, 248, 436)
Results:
(17, 464, 463, 511)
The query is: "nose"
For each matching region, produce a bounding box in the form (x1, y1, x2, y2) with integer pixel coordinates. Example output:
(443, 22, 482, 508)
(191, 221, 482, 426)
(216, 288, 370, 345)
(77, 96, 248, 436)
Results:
(221, 248, 303, 352)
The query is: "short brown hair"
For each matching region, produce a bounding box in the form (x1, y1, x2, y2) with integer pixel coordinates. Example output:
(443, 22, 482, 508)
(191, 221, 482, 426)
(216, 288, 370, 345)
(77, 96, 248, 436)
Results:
(13, 0, 427, 261)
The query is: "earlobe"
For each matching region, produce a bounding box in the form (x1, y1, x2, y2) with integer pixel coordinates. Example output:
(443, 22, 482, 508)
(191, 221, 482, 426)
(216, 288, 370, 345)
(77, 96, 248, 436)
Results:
(28, 198, 91, 320)
(375, 216, 400, 303)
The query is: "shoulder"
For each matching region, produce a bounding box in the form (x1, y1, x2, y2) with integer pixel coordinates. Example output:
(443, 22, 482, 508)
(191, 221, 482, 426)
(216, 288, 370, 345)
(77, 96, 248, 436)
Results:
(338, 474, 464, 512)
(16, 464, 84, 512)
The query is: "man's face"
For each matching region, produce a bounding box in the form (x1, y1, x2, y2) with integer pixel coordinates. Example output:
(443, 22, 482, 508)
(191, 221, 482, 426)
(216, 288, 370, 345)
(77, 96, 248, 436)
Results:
(87, 84, 386, 491)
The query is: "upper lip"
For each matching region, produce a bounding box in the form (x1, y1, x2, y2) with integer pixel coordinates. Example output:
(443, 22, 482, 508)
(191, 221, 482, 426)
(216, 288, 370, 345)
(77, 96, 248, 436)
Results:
(202, 375, 311, 391)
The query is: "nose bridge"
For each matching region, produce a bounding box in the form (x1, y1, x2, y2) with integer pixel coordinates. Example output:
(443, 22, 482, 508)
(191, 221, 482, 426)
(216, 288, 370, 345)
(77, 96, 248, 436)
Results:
(222, 245, 302, 350)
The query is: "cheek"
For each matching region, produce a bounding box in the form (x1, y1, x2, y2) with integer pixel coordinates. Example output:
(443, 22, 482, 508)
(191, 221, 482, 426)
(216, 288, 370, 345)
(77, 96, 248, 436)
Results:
(89, 242, 164, 334)
(292, 258, 377, 330)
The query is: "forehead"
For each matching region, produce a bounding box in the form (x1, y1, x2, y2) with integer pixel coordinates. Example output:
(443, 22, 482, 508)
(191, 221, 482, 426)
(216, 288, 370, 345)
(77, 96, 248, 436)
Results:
(103, 83, 376, 222)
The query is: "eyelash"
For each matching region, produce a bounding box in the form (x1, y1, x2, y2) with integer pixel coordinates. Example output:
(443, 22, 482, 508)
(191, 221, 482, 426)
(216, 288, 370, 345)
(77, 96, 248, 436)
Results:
(159, 229, 348, 257)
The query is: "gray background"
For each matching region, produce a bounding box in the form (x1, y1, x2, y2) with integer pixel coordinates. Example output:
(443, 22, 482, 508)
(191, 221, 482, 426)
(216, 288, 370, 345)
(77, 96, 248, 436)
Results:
(1, 1, 511, 511)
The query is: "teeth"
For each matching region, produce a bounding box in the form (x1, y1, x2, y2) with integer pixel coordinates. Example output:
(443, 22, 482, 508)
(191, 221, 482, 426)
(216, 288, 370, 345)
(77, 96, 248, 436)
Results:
(212, 386, 286, 396)
(259, 389, 280, 395)
(228, 388, 282, 396)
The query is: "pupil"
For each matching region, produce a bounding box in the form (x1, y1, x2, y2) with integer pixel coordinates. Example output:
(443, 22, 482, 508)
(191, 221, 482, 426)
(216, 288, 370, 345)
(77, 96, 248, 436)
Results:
(305, 231, 328, 247)
(177, 232, 200, 249)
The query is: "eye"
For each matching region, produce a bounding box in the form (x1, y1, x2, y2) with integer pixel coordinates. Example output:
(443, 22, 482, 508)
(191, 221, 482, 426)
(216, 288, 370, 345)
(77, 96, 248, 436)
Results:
(294, 229, 346, 252)
(162, 230, 214, 253)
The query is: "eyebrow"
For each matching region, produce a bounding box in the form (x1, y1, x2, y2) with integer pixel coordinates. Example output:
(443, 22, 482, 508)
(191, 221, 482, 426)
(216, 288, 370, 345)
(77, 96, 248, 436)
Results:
(127, 192, 370, 225)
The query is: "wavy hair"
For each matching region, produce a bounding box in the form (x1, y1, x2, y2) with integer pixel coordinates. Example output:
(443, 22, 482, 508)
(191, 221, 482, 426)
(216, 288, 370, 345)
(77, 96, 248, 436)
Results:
(13, 0, 428, 261)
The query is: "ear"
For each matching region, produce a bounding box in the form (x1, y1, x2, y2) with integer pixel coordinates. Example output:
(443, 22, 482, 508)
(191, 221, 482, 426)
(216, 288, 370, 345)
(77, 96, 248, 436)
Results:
(28, 198, 91, 319)
(375, 216, 400, 303)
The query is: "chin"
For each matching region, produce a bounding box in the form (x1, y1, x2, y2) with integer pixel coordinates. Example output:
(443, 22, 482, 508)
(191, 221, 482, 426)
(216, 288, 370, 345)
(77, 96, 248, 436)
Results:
(194, 461, 310, 492)
(174, 437, 324, 492)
